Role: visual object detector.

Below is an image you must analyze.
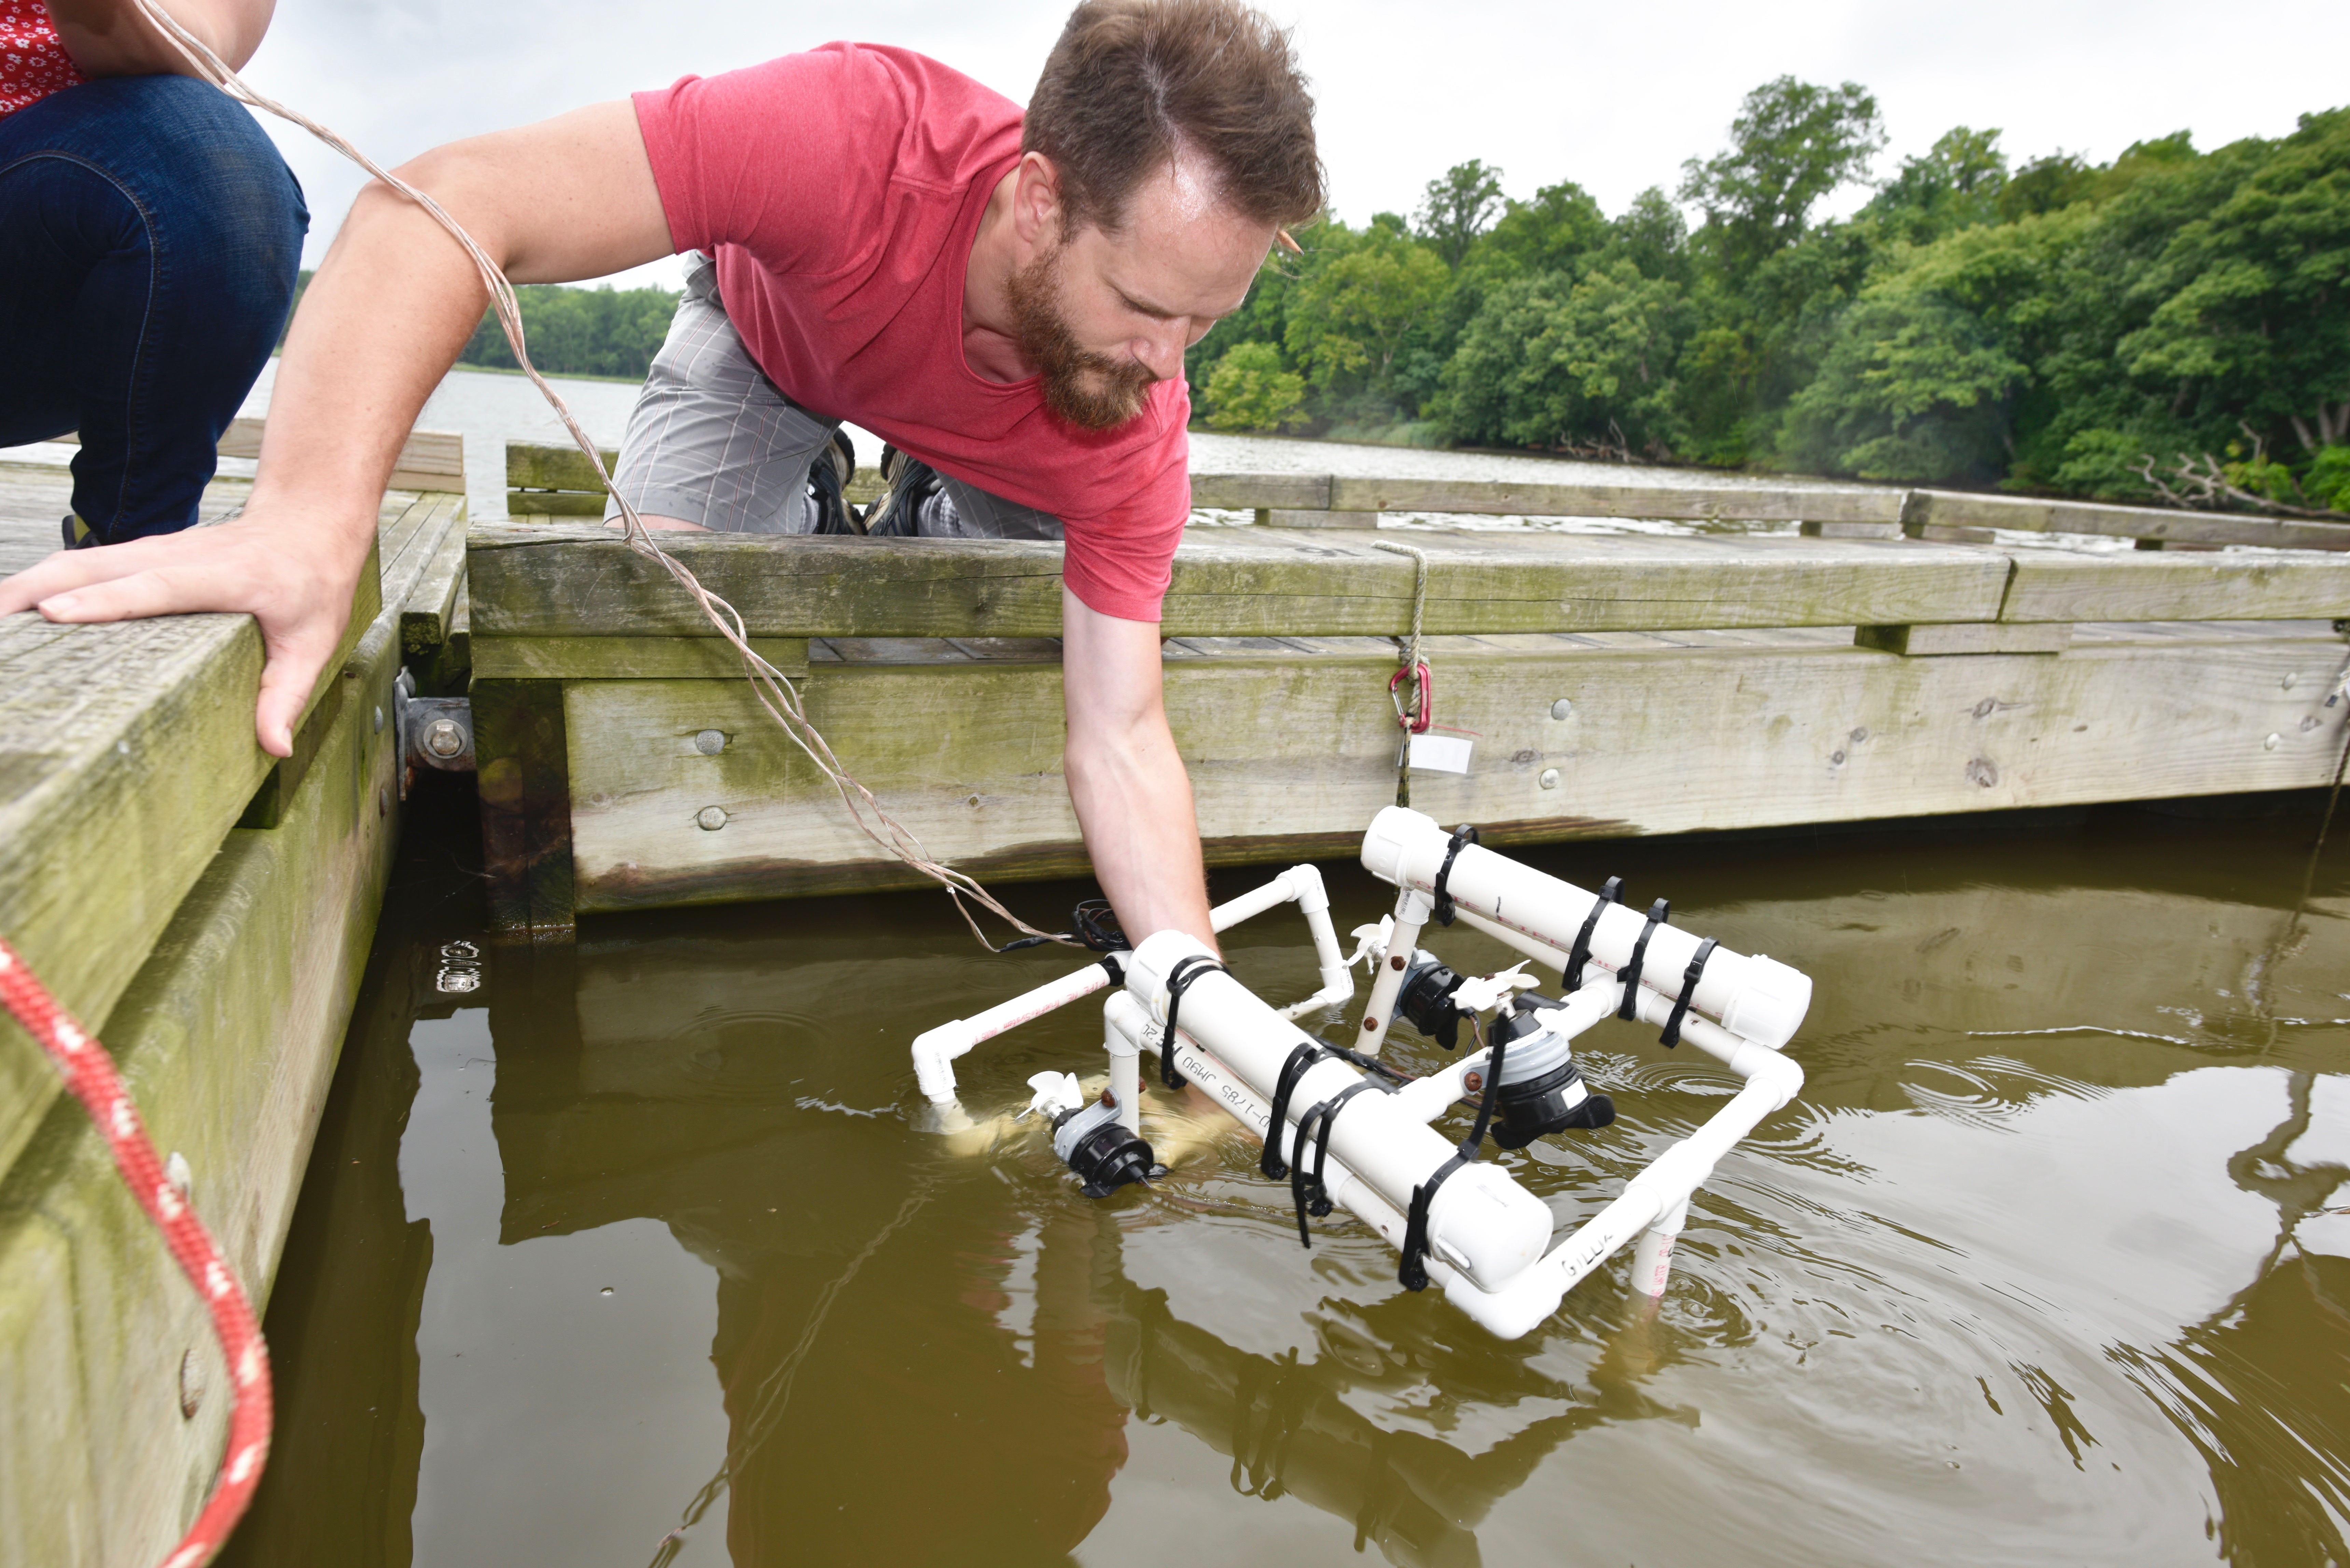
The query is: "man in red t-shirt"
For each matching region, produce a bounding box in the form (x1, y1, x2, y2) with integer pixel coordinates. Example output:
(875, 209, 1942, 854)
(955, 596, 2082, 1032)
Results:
(1, 0, 1322, 951)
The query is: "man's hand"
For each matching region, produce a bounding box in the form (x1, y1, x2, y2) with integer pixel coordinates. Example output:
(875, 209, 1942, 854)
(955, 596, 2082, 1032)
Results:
(1060, 587, 1218, 953)
(0, 501, 370, 756)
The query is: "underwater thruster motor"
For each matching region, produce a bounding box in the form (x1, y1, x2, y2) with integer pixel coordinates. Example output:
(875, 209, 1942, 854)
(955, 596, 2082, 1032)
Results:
(1049, 1092, 1158, 1198)
(1391, 951, 1467, 1049)
(1476, 998, 1616, 1149)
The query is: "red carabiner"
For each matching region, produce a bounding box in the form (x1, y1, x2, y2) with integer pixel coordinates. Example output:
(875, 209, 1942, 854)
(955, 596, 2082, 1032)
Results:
(1389, 662, 1433, 733)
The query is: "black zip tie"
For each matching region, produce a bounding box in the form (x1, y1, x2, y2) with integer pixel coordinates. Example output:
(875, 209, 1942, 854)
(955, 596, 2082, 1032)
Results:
(1401, 1018, 1508, 1291)
(1158, 955, 1227, 1090)
(1660, 938, 1716, 1048)
(1616, 899, 1670, 1021)
(1289, 1080, 1381, 1248)
(1430, 824, 1480, 927)
(1098, 952, 1125, 986)
(1323, 1044, 1413, 1085)
(1260, 1041, 1325, 1181)
(1563, 876, 1622, 993)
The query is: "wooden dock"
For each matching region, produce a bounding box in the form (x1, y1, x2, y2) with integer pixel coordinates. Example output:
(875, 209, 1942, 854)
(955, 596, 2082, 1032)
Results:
(0, 441, 464, 1566)
(476, 447, 2350, 932)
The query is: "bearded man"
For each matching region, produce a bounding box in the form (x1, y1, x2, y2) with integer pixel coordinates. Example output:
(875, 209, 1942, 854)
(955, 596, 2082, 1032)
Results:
(0, 0, 1324, 951)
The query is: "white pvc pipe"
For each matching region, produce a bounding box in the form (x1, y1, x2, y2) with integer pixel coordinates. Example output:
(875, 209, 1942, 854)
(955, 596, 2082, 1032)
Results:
(1352, 887, 1432, 1056)
(1126, 932, 1554, 1294)
(1104, 1018, 1142, 1135)
(1360, 808, 1813, 1049)
(911, 866, 1358, 1106)
(1272, 865, 1355, 1022)
(1104, 992, 1426, 1268)
(1629, 1195, 1690, 1300)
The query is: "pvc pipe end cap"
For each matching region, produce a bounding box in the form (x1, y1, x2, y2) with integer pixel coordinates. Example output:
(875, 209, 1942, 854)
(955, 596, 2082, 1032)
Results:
(1719, 956, 1812, 1050)
(1359, 805, 1438, 885)
(1431, 1161, 1554, 1290)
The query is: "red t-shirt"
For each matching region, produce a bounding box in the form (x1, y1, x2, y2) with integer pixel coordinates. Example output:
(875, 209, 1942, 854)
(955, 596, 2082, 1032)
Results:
(633, 43, 1192, 624)
(0, 2, 85, 117)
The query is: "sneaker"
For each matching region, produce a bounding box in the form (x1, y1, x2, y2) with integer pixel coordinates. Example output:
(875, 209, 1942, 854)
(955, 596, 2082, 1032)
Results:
(60, 513, 95, 549)
(861, 444, 955, 537)
(806, 428, 861, 535)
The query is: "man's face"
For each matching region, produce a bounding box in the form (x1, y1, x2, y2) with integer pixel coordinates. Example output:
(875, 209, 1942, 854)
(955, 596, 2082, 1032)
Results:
(1009, 156, 1275, 431)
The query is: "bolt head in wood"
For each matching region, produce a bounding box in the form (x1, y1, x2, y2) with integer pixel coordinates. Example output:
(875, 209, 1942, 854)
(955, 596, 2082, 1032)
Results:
(1550, 699, 1574, 720)
(694, 729, 727, 755)
(373, 705, 384, 733)
(2264, 733, 2281, 751)
(697, 806, 729, 831)
(1539, 768, 1561, 790)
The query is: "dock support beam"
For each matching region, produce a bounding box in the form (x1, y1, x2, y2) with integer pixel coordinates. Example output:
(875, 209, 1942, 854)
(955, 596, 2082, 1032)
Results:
(473, 679, 575, 938)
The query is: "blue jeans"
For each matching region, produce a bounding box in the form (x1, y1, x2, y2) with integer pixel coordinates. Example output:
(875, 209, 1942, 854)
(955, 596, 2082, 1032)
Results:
(0, 74, 307, 543)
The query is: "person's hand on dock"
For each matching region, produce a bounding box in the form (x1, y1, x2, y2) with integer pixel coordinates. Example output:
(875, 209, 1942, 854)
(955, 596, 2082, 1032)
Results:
(0, 519, 358, 758)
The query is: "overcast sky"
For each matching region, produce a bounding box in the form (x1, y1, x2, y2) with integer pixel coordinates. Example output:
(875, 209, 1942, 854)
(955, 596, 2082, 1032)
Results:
(240, 0, 2348, 289)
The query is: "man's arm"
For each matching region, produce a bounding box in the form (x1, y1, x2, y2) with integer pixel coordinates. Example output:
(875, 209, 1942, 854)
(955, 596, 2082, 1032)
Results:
(46, 0, 274, 76)
(1060, 588, 1217, 953)
(0, 100, 673, 755)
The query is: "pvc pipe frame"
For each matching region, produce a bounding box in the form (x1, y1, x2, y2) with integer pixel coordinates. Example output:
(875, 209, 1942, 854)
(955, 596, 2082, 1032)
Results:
(1119, 934, 1802, 1338)
(909, 864, 1354, 1110)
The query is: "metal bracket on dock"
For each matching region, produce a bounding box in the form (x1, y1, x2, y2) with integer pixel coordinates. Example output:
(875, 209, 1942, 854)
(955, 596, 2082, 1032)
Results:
(392, 669, 474, 799)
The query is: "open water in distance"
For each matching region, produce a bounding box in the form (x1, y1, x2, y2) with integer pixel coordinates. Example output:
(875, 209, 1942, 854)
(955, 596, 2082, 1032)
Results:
(224, 794, 2350, 1568)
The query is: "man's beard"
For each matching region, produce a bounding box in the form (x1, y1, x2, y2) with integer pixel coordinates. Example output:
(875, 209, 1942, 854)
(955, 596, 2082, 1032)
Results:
(1003, 243, 1157, 432)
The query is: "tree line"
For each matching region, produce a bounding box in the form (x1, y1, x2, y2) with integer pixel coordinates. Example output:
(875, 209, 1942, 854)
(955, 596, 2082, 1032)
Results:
(1188, 81, 2350, 514)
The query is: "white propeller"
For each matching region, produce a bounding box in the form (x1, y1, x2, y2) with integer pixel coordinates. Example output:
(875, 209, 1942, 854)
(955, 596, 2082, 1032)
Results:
(1449, 962, 1539, 1015)
(1018, 1071, 1085, 1121)
(1344, 916, 1395, 973)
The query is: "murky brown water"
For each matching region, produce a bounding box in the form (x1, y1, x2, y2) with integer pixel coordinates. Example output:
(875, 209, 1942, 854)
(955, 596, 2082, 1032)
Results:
(222, 791, 2350, 1568)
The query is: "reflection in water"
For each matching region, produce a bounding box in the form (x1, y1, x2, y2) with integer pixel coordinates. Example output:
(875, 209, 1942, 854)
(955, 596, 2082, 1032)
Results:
(226, 795, 2350, 1567)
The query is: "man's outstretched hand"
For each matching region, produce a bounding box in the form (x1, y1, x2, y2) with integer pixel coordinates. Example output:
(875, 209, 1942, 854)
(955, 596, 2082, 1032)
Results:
(0, 509, 366, 758)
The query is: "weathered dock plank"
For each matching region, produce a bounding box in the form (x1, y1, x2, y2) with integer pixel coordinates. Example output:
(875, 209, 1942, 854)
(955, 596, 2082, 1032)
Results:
(557, 626, 2350, 908)
(1324, 474, 1904, 523)
(1909, 488, 2350, 552)
(466, 524, 2016, 640)
(0, 526, 382, 1180)
(1997, 550, 2350, 624)
(0, 577, 403, 1565)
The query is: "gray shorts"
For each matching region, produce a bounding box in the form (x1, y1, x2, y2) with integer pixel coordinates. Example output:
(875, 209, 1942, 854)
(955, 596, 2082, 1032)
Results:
(607, 253, 1065, 541)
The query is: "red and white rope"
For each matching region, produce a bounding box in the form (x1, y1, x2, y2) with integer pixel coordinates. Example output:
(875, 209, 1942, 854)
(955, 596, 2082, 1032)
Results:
(0, 939, 271, 1568)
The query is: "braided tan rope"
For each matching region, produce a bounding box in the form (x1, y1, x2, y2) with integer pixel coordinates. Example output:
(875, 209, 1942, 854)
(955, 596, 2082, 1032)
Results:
(132, 0, 1065, 947)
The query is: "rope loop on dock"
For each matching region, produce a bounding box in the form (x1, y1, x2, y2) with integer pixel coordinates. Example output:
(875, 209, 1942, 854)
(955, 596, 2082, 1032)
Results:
(0, 938, 272, 1568)
(125, 0, 1074, 953)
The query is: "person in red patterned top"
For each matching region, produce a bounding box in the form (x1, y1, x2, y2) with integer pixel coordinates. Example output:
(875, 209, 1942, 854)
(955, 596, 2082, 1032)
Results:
(0, 0, 304, 545)
(3, 1, 1323, 956)
(0, 1, 87, 113)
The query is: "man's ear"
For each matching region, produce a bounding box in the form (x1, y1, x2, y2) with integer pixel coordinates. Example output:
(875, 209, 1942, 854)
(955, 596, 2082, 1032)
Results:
(1012, 152, 1067, 251)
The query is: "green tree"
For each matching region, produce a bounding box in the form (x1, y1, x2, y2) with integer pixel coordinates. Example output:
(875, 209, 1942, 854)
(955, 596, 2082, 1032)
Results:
(1416, 159, 1507, 272)
(462, 283, 681, 379)
(1436, 259, 1691, 454)
(1865, 126, 2010, 245)
(1679, 77, 1887, 272)
(2118, 107, 2350, 460)
(1201, 341, 1308, 432)
(1282, 218, 1452, 404)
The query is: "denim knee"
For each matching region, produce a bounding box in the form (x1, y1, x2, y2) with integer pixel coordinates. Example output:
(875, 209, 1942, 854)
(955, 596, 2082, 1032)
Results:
(60, 74, 309, 310)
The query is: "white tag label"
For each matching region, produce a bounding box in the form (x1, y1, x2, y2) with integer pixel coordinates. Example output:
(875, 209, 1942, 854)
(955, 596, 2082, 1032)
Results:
(1408, 733, 1474, 774)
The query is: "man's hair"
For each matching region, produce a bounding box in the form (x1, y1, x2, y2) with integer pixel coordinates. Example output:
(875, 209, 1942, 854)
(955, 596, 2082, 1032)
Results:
(1024, 0, 1324, 236)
